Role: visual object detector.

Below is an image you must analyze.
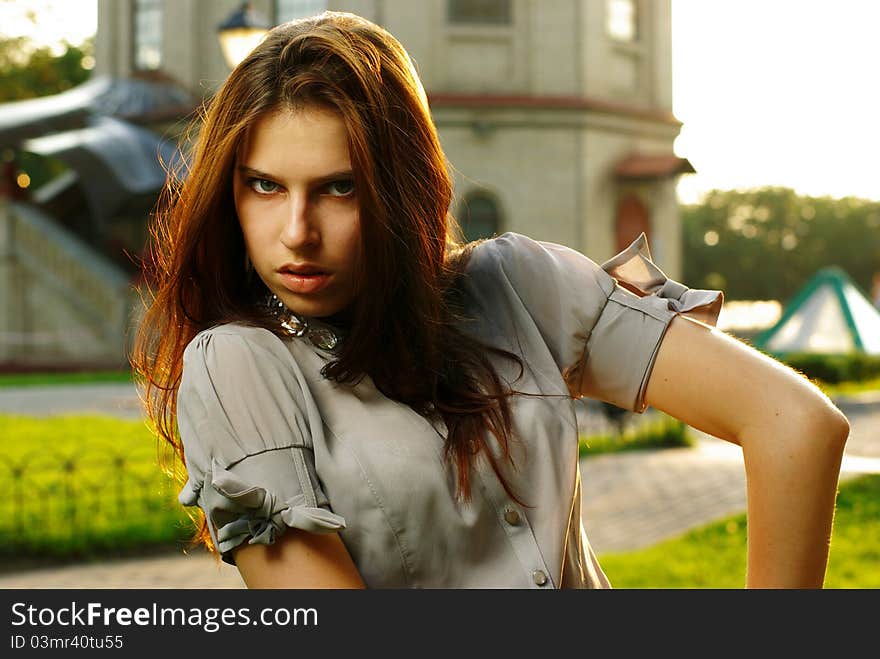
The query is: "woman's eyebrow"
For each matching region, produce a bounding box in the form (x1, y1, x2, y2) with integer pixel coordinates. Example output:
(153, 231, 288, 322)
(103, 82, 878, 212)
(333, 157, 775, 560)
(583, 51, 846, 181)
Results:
(237, 165, 277, 180)
(236, 165, 354, 185)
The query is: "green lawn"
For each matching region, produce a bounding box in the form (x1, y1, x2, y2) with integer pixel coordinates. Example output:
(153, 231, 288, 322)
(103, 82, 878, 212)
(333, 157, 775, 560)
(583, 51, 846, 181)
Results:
(0, 409, 689, 563)
(597, 473, 880, 588)
(0, 371, 134, 388)
(822, 376, 880, 397)
(0, 413, 195, 564)
(579, 412, 693, 458)
(2, 411, 876, 588)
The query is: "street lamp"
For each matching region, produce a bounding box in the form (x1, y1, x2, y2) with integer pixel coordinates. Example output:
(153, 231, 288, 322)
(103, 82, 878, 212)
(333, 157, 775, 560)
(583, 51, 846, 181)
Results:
(217, 2, 270, 70)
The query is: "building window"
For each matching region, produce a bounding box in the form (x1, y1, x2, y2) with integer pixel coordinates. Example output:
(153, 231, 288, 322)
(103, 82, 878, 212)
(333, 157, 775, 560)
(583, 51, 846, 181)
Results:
(459, 191, 502, 242)
(133, 0, 162, 70)
(447, 0, 512, 25)
(607, 0, 638, 42)
(276, 0, 327, 23)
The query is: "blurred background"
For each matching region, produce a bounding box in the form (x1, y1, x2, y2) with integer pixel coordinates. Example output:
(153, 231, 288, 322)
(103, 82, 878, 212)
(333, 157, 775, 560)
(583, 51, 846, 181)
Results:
(1, 0, 879, 369)
(0, 0, 878, 588)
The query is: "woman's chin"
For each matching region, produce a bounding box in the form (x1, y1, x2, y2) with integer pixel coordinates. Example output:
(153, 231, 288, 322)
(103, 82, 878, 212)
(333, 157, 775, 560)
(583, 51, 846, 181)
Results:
(273, 291, 349, 321)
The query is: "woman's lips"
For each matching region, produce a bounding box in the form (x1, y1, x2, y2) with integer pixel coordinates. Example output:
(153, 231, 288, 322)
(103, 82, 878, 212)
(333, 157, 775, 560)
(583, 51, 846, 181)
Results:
(278, 271, 332, 294)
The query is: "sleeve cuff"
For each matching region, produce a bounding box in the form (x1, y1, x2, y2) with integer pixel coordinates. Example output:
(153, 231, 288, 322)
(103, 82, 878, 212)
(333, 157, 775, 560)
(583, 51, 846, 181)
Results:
(180, 457, 346, 565)
(600, 232, 724, 327)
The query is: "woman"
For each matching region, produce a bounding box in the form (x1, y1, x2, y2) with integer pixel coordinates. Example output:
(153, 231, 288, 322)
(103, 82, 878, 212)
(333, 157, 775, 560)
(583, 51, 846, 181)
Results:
(132, 12, 849, 589)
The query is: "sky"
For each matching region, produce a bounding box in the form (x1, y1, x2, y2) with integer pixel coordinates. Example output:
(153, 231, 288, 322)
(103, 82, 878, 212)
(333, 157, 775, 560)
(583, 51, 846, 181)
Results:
(1, 0, 878, 205)
(671, 0, 880, 204)
(0, 0, 97, 51)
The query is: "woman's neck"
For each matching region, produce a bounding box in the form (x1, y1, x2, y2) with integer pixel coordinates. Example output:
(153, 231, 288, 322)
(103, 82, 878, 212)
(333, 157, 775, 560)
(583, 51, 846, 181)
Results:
(320, 306, 354, 331)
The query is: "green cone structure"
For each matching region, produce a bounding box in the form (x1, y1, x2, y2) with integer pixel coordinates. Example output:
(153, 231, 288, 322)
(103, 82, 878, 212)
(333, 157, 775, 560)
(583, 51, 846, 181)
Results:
(753, 267, 880, 356)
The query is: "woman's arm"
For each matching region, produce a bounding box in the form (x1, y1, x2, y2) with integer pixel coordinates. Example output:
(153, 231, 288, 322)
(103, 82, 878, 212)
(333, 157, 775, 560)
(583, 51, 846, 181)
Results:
(232, 530, 366, 589)
(642, 314, 850, 588)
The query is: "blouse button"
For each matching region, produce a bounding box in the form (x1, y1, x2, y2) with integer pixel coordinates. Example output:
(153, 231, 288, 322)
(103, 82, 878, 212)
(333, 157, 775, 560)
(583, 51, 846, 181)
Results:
(532, 570, 548, 586)
(503, 508, 521, 526)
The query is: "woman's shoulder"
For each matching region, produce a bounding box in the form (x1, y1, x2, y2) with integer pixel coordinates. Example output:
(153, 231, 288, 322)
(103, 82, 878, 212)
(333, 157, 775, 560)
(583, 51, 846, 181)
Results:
(464, 231, 610, 294)
(468, 231, 598, 267)
(466, 231, 536, 269)
(188, 320, 282, 344)
(177, 321, 313, 455)
(180, 322, 307, 401)
(175, 321, 320, 495)
(184, 321, 291, 364)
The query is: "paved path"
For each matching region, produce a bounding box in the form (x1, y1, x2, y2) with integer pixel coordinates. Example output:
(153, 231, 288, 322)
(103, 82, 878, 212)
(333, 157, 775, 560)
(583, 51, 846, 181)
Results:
(582, 433, 878, 553)
(0, 384, 878, 588)
(0, 437, 747, 589)
(0, 383, 145, 419)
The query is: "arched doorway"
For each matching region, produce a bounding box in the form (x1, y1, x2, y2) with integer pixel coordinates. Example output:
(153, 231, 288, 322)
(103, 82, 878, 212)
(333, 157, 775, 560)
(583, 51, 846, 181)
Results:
(615, 193, 650, 252)
(458, 190, 502, 242)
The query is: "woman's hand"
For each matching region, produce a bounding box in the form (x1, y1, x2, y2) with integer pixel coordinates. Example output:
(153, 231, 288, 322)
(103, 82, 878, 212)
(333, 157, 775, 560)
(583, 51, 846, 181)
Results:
(643, 314, 850, 588)
(232, 530, 366, 589)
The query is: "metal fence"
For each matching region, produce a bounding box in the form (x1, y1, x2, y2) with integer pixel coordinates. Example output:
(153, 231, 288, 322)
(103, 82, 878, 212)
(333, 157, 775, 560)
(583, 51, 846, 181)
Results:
(0, 447, 188, 555)
(0, 402, 657, 556)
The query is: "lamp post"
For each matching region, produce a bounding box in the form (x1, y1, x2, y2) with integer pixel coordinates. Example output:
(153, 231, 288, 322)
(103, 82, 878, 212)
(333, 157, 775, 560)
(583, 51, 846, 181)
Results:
(217, 2, 270, 70)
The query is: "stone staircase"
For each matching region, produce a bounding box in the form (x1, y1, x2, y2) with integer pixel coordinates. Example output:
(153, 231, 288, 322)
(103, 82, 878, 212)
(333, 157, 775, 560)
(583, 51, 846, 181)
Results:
(0, 200, 139, 369)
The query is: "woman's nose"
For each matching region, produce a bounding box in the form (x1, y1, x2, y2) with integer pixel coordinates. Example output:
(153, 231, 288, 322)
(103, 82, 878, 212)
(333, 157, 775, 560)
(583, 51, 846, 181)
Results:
(280, 192, 319, 249)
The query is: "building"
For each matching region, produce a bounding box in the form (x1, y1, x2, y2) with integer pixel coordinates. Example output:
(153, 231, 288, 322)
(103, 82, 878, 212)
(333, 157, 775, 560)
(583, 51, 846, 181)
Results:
(96, 0, 692, 276)
(0, 0, 694, 369)
(0, 75, 196, 369)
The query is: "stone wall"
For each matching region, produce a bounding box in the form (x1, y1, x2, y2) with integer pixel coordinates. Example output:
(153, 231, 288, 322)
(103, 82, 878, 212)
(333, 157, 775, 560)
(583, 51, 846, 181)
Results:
(0, 201, 138, 370)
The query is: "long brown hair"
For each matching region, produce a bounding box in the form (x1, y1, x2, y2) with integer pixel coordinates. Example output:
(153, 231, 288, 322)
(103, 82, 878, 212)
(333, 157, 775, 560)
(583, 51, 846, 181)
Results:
(131, 11, 527, 555)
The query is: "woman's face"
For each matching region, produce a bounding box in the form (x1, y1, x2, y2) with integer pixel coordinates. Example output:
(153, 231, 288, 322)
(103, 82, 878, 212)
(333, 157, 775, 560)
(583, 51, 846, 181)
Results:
(234, 106, 362, 319)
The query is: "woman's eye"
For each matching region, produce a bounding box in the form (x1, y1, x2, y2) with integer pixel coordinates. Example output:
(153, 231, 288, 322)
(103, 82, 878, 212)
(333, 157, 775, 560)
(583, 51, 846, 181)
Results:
(325, 179, 355, 197)
(249, 178, 279, 195)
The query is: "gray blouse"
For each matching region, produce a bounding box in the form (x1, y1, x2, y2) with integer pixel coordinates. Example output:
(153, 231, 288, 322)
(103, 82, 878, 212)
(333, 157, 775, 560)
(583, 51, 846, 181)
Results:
(176, 232, 722, 588)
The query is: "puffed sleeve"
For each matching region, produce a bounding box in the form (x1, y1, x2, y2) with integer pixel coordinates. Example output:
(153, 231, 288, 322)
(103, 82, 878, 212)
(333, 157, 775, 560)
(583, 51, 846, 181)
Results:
(479, 232, 723, 413)
(176, 325, 345, 565)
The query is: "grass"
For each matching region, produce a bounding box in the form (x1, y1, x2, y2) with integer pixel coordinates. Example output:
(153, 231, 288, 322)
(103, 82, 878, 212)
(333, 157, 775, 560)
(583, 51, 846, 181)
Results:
(597, 473, 880, 588)
(579, 412, 694, 458)
(0, 370, 134, 388)
(0, 407, 693, 564)
(820, 376, 880, 397)
(0, 413, 195, 566)
(2, 406, 874, 583)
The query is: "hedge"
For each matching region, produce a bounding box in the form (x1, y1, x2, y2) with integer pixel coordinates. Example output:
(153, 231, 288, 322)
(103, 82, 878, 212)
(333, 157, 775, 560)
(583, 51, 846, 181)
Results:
(779, 352, 880, 385)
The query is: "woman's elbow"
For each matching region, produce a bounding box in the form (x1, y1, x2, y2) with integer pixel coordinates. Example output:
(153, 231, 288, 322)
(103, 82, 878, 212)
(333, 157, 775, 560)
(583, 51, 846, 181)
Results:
(763, 392, 851, 455)
(736, 376, 851, 457)
(804, 397, 850, 450)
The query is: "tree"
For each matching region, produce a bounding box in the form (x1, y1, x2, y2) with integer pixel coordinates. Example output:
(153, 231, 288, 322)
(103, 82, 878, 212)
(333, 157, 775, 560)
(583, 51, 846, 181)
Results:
(0, 32, 94, 196)
(682, 187, 880, 302)
(0, 35, 93, 102)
